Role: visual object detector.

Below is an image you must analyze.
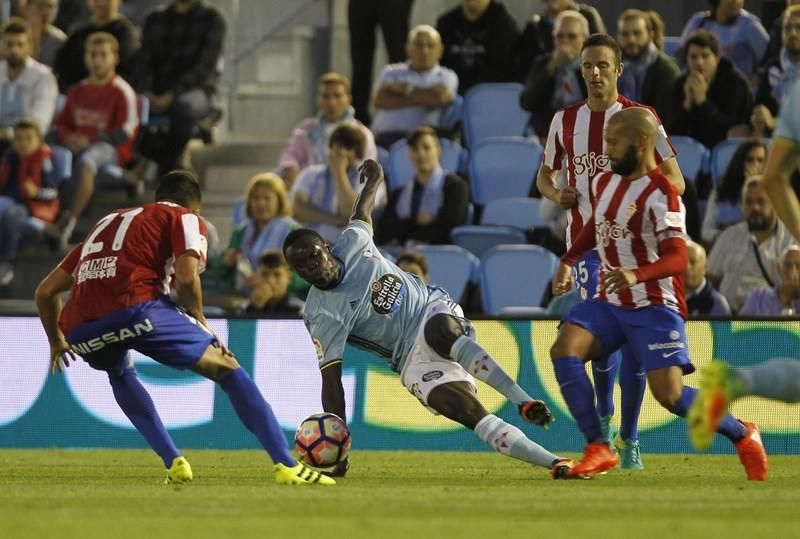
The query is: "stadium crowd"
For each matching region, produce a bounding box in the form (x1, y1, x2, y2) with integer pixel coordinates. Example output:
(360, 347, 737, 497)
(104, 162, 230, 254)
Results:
(3, 0, 800, 319)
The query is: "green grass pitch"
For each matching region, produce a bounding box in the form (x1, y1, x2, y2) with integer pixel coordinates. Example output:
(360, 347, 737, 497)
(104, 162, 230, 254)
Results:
(1, 449, 798, 539)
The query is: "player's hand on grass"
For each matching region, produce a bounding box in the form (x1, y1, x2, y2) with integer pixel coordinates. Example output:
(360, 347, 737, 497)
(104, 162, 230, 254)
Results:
(603, 267, 638, 294)
(49, 339, 78, 375)
(321, 457, 350, 478)
(552, 262, 573, 296)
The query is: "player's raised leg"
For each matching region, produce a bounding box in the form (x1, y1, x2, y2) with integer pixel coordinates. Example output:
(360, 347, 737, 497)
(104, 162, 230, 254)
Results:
(190, 343, 334, 486)
(427, 313, 550, 424)
(689, 358, 800, 450)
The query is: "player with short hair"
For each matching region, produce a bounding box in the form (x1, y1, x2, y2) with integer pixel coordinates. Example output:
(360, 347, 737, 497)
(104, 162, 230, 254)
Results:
(689, 78, 800, 450)
(550, 107, 768, 480)
(35, 169, 334, 486)
(536, 33, 686, 469)
(284, 160, 573, 479)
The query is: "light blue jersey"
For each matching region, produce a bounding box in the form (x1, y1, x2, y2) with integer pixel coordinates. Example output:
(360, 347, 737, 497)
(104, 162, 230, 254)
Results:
(303, 220, 448, 373)
(775, 79, 800, 144)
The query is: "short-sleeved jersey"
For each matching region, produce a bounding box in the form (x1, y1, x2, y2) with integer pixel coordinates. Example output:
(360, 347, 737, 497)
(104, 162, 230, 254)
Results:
(543, 96, 676, 247)
(303, 220, 442, 373)
(58, 201, 208, 335)
(775, 78, 800, 144)
(589, 169, 688, 317)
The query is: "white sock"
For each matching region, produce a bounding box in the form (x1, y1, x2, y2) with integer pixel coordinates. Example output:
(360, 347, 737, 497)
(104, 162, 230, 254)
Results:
(451, 336, 533, 406)
(474, 414, 559, 468)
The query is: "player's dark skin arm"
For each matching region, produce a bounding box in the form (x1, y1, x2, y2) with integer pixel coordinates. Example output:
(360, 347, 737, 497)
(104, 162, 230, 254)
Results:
(35, 266, 78, 375)
(351, 159, 385, 226)
(320, 362, 349, 477)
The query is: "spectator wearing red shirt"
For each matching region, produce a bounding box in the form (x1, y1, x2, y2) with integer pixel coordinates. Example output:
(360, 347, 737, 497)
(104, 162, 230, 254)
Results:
(54, 31, 138, 249)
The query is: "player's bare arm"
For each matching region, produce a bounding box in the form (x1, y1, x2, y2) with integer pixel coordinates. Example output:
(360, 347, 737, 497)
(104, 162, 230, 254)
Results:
(763, 137, 800, 240)
(293, 191, 350, 227)
(35, 265, 78, 375)
(320, 361, 349, 477)
(552, 262, 575, 296)
(351, 159, 385, 226)
(536, 162, 578, 209)
(658, 157, 686, 195)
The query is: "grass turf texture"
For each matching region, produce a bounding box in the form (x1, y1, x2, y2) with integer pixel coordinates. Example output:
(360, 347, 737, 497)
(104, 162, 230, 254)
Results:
(1, 450, 798, 539)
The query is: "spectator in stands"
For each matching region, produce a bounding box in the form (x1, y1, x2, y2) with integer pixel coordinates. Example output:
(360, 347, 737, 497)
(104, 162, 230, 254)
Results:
(52, 0, 90, 31)
(0, 119, 60, 285)
(291, 123, 385, 244)
(244, 251, 305, 315)
(370, 25, 458, 149)
(668, 30, 752, 151)
(679, 0, 769, 78)
(519, 10, 588, 140)
(615, 9, 681, 121)
(518, 0, 605, 79)
(347, 0, 414, 125)
(647, 10, 666, 52)
(53, 31, 138, 249)
(752, 5, 800, 138)
(0, 18, 57, 157)
(396, 249, 430, 283)
(707, 176, 797, 311)
(765, 0, 800, 61)
(134, 0, 225, 174)
(278, 72, 377, 187)
(53, 0, 138, 92)
(24, 0, 66, 67)
(218, 173, 299, 296)
(436, 0, 520, 94)
(740, 244, 800, 315)
(702, 139, 767, 245)
(685, 240, 731, 316)
(377, 126, 468, 246)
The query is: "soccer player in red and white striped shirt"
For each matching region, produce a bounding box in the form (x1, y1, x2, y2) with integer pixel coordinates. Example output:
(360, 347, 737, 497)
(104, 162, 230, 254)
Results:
(536, 34, 685, 468)
(549, 108, 767, 480)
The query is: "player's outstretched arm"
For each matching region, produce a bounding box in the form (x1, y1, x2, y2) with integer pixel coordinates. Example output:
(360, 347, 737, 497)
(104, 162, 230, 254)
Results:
(658, 157, 686, 195)
(35, 266, 78, 375)
(763, 137, 800, 241)
(351, 159, 384, 227)
(320, 362, 349, 477)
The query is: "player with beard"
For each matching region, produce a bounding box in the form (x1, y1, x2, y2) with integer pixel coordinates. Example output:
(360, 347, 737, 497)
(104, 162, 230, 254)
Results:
(284, 159, 574, 479)
(536, 33, 685, 470)
(549, 107, 768, 480)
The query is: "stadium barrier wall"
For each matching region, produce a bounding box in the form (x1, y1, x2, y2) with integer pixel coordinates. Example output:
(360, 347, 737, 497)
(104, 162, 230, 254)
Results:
(1, 317, 798, 454)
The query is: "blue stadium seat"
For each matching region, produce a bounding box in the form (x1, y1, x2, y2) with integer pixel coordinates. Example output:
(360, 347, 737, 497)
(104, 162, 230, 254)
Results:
(439, 94, 464, 131)
(387, 138, 466, 190)
(463, 83, 530, 147)
(480, 245, 558, 316)
(663, 36, 681, 58)
(469, 137, 542, 206)
(415, 244, 479, 301)
(450, 225, 527, 258)
(481, 197, 545, 229)
(671, 136, 710, 183)
(711, 137, 771, 186)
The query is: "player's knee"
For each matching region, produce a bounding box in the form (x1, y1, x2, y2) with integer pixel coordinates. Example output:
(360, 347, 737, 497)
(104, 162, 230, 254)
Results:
(550, 338, 572, 360)
(193, 345, 240, 382)
(650, 383, 682, 410)
(424, 313, 465, 358)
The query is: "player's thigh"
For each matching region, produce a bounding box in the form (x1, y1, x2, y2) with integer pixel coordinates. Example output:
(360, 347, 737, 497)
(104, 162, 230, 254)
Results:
(190, 344, 240, 382)
(620, 306, 694, 375)
(400, 341, 477, 411)
(645, 366, 686, 408)
(427, 381, 488, 430)
(552, 299, 623, 360)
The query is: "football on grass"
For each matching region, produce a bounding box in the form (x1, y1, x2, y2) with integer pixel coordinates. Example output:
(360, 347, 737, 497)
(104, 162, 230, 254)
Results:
(295, 412, 352, 467)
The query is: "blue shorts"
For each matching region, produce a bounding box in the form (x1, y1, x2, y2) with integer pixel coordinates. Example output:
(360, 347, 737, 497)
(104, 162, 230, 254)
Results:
(66, 296, 216, 375)
(563, 299, 695, 374)
(573, 249, 601, 301)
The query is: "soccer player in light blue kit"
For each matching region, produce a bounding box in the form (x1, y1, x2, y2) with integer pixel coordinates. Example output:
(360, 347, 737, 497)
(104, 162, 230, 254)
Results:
(284, 159, 573, 479)
(690, 78, 800, 450)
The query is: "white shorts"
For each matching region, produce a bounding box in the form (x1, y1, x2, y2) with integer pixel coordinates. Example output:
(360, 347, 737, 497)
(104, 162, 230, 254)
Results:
(399, 299, 477, 412)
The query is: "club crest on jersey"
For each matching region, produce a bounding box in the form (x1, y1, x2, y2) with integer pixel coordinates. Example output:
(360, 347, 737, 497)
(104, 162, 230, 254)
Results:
(626, 202, 637, 219)
(596, 218, 633, 247)
(370, 274, 405, 315)
(572, 151, 609, 177)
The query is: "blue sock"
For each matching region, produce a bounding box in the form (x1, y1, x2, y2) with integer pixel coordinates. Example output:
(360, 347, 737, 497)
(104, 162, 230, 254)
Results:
(618, 348, 646, 441)
(220, 368, 295, 466)
(109, 368, 181, 468)
(669, 386, 747, 443)
(591, 351, 619, 418)
(553, 356, 603, 442)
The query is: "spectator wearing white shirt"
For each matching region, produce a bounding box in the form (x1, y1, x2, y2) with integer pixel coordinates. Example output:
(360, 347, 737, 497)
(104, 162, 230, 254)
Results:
(0, 18, 58, 156)
(371, 25, 458, 148)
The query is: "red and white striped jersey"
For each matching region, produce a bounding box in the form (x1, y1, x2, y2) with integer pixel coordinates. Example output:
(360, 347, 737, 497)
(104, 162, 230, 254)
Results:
(590, 169, 687, 316)
(543, 96, 676, 247)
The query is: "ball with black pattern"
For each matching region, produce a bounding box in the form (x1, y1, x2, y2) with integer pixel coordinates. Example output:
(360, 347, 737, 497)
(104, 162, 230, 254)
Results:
(294, 412, 352, 467)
